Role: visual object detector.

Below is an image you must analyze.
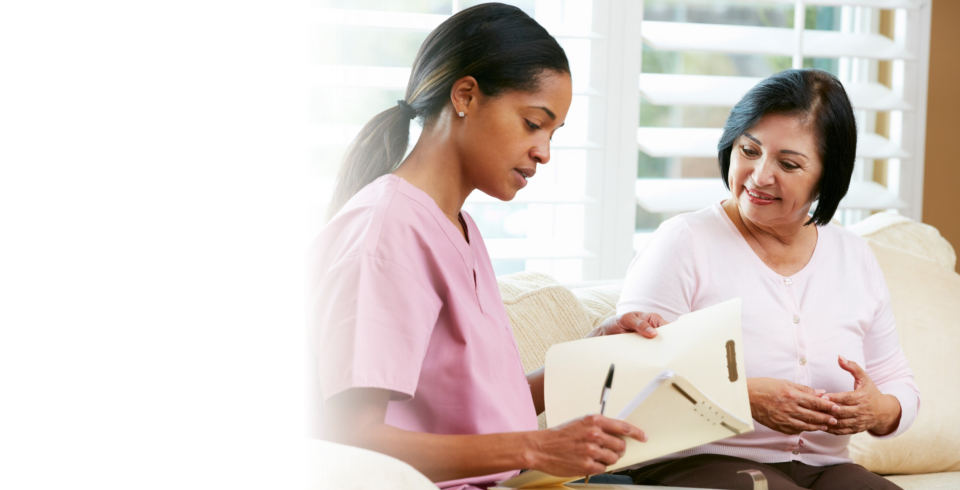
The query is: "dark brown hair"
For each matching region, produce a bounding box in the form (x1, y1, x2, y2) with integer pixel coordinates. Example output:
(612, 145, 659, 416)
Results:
(327, 3, 570, 220)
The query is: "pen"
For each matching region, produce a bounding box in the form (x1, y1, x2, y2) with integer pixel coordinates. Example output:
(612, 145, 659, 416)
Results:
(599, 363, 615, 416)
(586, 363, 615, 485)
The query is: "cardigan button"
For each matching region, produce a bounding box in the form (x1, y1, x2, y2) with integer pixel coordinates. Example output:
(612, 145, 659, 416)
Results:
(793, 316, 800, 324)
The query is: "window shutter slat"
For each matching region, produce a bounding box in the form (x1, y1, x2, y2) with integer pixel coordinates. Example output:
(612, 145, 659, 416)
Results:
(312, 65, 601, 96)
(642, 21, 913, 60)
(313, 9, 601, 39)
(315, 122, 600, 152)
(466, 189, 596, 205)
(640, 74, 912, 111)
(635, 178, 728, 214)
(750, 0, 919, 9)
(484, 239, 595, 261)
(303, 180, 597, 206)
(637, 128, 910, 160)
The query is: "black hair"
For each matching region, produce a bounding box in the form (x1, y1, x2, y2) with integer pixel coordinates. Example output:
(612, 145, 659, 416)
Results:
(327, 3, 570, 220)
(717, 69, 857, 226)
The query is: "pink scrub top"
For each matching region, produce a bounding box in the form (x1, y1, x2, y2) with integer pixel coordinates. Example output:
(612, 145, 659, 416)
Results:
(308, 174, 538, 489)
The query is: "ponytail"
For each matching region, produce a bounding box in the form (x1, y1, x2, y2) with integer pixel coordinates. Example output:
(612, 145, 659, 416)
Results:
(326, 103, 413, 221)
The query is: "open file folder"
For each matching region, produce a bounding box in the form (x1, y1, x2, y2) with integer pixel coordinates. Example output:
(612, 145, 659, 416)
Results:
(498, 298, 753, 489)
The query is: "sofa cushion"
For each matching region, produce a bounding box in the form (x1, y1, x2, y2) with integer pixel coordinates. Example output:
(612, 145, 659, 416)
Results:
(884, 471, 960, 490)
(848, 211, 956, 271)
(846, 239, 960, 475)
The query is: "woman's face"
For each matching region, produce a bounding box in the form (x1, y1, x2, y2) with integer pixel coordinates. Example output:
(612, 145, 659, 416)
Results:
(458, 70, 573, 201)
(728, 113, 824, 229)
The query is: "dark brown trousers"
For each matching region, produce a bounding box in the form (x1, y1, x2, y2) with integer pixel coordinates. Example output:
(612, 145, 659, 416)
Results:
(620, 454, 903, 490)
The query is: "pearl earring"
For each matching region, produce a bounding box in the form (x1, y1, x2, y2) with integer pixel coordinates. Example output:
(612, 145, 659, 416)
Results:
(458, 111, 465, 117)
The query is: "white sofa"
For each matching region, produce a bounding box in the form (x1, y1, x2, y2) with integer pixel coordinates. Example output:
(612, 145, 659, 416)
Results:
(313, 212, 960, 490)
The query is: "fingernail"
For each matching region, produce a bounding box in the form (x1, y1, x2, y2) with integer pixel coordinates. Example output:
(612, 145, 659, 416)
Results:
(815, 389, 825, 395)
(829, 418, 837, 425)
(641, 433, 648, 442)
(821, 426, 827, 431)
(822, 396, 830, 401)
(839, 355, 847, 362)
(645, 327, 656, 336)
(831, 405, 839, 411)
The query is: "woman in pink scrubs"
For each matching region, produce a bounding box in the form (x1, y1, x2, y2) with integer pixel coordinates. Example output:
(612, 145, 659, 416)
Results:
(309, 4, 657, 489)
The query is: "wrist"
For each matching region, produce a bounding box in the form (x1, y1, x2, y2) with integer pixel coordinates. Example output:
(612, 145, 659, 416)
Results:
(745, 378, 765, 402)
(518, 430, 543, 470)
(870, 394, 902, 436)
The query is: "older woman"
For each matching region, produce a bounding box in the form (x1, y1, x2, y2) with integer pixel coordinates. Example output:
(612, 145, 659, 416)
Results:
(614, 69, 919, 490)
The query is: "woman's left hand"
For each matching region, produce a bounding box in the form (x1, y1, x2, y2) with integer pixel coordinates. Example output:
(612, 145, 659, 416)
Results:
(822, 355, 902, 436)
(587, 311, 667, 339)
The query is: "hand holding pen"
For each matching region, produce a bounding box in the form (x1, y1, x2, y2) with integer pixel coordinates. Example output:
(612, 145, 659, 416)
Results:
(585, 363, 616, 484)
(528, 363, 646, 479)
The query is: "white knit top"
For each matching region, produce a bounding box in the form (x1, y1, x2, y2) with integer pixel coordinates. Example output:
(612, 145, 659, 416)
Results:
(617, 202, 920, 467)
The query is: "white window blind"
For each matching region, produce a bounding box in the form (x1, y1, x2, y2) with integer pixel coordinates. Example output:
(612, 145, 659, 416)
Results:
(633, 0, 931, 247)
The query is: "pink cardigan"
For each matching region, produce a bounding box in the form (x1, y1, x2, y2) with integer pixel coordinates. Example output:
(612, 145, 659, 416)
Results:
(617, 202, 920, 466)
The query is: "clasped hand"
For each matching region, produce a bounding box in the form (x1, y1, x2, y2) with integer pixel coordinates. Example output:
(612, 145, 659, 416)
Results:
(749, 356, 900, 436)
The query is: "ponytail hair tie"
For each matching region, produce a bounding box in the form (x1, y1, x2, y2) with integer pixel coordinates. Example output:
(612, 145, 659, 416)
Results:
(396, 100, 417, 120)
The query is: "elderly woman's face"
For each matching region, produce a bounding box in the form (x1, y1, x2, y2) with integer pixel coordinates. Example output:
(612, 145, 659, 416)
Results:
(728, 113, 823, 228)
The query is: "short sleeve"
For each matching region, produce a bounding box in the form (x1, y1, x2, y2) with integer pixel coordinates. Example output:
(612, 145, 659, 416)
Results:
(312, 254, 443, 403)
(862, 249, 921, 439)
(617, 218, 699, 322)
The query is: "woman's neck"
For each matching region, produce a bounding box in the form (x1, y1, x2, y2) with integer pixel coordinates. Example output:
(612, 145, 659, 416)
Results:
(392, 121, 474, 227)
(722, 199, 818, 276)
(723, 199, 811, 245)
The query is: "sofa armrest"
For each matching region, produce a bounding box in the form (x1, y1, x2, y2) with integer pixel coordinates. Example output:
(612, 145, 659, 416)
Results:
(308, 439, 436, 490)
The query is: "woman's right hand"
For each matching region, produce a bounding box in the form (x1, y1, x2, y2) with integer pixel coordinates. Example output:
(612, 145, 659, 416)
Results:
(747, 377, 839, 435)
(528, 414, 647, 477)
(588, 311, 667, 339)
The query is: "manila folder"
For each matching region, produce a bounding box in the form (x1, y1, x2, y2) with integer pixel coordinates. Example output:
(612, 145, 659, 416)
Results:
(498, 298, 753, 489)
